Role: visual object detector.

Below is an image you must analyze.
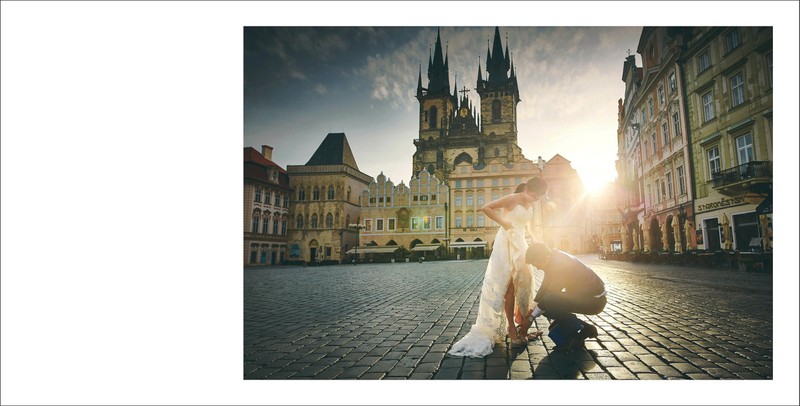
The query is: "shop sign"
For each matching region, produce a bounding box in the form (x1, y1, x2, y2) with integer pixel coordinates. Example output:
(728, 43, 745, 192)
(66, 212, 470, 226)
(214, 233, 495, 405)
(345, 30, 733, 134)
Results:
(697, 196, 746, 213)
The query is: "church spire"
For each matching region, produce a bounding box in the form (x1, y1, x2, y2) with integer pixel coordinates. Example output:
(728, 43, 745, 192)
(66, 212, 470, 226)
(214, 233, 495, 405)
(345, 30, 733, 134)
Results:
(426, 27, 451, 96)
(416, 63, 423, 99)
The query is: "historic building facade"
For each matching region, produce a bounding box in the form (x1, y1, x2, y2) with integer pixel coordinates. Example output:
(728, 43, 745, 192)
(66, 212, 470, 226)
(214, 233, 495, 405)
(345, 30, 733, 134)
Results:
(286, 133, 373, 265)
(682, 27, 772, 252)
(410, 27, 589, 257)
(244, 146, 292, 266)
(617, 28, 695, 253)
(355, 169, 449, 260)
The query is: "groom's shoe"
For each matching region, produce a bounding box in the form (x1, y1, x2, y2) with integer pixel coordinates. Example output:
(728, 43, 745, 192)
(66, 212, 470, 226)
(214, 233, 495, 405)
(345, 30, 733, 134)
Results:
(579, 323, 598, 340)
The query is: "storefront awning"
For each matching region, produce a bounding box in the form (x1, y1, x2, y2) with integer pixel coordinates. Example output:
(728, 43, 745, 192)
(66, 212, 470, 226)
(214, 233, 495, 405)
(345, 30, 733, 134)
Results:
(755, 191, 772, 214)
(345, 246, 399, 255)
(411, 244, 442, 252)
(450, 241, 487, 248)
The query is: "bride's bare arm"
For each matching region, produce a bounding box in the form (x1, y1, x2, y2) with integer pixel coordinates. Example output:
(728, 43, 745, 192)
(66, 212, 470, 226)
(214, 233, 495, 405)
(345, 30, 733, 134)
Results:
(481, 194, 517, 230)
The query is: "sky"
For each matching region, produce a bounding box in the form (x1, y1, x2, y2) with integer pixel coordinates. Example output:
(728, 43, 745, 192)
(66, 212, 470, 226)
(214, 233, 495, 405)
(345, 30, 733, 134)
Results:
(244, 26, 642, 190)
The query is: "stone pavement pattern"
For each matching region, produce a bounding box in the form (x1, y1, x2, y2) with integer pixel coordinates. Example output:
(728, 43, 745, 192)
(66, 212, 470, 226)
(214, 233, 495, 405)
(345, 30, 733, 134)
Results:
(244, 255, 772, 379)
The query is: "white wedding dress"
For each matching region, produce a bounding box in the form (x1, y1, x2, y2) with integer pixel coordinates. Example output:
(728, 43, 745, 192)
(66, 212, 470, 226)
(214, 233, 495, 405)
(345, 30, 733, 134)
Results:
(449, 204, 536, 358)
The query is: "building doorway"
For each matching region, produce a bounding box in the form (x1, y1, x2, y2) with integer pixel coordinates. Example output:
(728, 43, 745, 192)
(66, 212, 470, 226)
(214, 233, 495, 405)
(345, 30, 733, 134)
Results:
(649, 218, 662, 252)
(703, 218, 721, 251)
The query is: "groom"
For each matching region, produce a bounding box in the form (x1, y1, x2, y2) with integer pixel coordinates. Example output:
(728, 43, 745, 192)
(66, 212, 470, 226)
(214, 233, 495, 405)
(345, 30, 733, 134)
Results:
(519, 242, 606, 350)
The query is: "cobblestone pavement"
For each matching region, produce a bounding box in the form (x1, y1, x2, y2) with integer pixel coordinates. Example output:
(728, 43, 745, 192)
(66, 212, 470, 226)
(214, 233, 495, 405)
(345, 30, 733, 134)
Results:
(244, 255, 772, 380)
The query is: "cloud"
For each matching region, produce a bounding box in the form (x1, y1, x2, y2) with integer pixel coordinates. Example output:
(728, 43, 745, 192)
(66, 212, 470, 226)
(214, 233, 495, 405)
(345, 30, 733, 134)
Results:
(315, 83, 327, 95)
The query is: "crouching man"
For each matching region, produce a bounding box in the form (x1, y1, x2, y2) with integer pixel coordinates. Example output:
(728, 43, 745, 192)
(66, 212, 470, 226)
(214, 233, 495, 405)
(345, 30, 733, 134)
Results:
(519, 243, 607, 350)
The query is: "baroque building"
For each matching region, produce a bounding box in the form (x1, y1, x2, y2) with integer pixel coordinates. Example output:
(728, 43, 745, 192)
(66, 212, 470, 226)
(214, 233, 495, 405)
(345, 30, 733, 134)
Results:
(244, 146, 292, 266)
(286, 133, 372, 264)
(682, 27, 772, 252)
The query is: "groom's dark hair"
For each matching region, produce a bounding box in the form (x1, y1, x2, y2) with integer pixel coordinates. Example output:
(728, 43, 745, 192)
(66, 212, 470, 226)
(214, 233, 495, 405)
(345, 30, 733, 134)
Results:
(526, 242, 551, 266)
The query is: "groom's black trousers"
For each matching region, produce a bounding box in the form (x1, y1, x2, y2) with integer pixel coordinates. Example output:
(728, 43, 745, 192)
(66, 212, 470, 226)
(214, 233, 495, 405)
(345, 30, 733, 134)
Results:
(538, 292, 606, 329)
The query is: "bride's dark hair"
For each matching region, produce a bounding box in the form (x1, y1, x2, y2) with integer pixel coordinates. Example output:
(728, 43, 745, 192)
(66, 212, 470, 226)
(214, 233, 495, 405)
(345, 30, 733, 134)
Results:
(525, 177, 549, 195)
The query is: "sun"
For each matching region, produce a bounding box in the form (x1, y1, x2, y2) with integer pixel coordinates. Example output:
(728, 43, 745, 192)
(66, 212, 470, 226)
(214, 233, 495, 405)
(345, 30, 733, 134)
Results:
(579, 169, 616, 195)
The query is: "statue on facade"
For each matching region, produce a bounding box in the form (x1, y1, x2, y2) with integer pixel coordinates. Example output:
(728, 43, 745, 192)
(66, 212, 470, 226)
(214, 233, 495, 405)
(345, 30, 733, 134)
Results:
(632, 225, 640, 251)
(661, 222, 669, 252)
(684, 219, 696, 251)
(672, 216, 683, 253)
(620, 226, 629, 253)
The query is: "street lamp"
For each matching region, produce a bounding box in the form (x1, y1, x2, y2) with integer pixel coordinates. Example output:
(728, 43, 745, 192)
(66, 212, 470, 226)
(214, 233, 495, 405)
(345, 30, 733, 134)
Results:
(348, 223, 366, 265)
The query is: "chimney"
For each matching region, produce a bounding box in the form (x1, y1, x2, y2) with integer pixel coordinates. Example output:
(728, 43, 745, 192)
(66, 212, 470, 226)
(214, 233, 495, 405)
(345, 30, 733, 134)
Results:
(261, 145, 273, 161)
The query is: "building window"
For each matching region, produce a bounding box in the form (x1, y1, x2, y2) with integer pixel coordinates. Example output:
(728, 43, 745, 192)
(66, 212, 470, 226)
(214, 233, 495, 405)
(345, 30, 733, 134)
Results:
(254, 188, 262, 202)
(662, 122, 669, 146)
(646, 183, 651, 206)
(262, 216, 270, 234)
(423, 216, 431, 230)
(491, 99, 501, 123)
(736, 134, 754, 165)
(376, 218, 384, 231)
(677, 165, 686, 195)
(310, 214, 318, 228)
(668, 71, 677, 94)
(643, 140, 649, 157)
(658, 85, 665, 106)
(325, 213, 333, 228)
(312, 187, 320, 200)
(365, 219, 372, 232)
(698, 49, 711, 73)
(707, 146, 721, 176)
(641, 107, 647, 122)
(251, 216, 259, 233)
(725, 29, 741, 54)
(466, 180, 473, 188)
(435, 216, 444, 229)
(702, 91, 715, 122)
(298, 187, 305, 201)
(766, 51, 773, 87)
(327, 186, 335, 200)
(273, 218, 280, 234)
(466, 195, 474, 206)
(494, 148, 500, 157)
(477, 180, 484, 187)
(503, 178, 510, 186)
(466, 214, 474, 227)
(455, 196, 462, 206)
(296, 215, 303, 229)
(455, 180, 462, 188)
(455, 215, 462, 228)
(388, 218, 396, 230)
(411, 217, 420, 230)
(281, 220, 287, 235)
(491, 178, 499, 186)
(429, 106, 438, 129)
(648, 97, 654, 117)
(477, 214, 485, 227)
(730, 71, 745, 107)
(665, 172, 673, 199)
(672, 112, 681, 137)
(264, 190, 271, 205)
(477, 194, 485, 206)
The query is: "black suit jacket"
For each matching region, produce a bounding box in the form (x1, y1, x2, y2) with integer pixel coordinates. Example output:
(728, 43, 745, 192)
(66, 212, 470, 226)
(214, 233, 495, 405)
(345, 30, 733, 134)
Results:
(534, 250, 605, 302)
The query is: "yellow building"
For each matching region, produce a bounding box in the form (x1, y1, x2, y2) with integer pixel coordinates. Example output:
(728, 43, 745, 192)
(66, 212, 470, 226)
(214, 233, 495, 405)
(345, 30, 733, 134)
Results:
(683, 27, 772, 252)
(354, 169, 449, 261)
(286, 133, 372, 265)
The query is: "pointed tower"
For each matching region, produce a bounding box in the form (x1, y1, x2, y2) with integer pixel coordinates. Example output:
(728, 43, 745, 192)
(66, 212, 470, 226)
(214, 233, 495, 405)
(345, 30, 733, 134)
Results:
(476, 27, 521, 144)
(414, 27, 457, 180)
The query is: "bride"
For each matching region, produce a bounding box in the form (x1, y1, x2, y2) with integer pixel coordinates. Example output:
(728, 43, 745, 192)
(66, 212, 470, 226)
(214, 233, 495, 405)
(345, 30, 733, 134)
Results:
(449, 177, 549, 358)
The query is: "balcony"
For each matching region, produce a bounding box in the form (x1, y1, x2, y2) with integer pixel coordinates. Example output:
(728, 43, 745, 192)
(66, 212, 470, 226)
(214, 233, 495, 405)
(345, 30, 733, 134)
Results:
(712, 161, 772, 196)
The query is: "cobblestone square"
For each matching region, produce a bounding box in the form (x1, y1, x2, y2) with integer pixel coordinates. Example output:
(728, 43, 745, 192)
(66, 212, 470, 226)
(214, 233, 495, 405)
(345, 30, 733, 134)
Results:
(245, 255, 772, 380)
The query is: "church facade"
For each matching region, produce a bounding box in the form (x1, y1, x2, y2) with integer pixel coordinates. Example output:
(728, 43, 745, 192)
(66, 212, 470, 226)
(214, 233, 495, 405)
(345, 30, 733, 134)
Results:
(411, 27, 590, 257)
